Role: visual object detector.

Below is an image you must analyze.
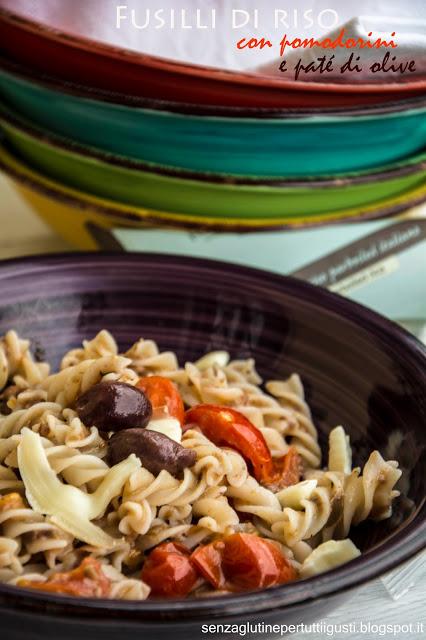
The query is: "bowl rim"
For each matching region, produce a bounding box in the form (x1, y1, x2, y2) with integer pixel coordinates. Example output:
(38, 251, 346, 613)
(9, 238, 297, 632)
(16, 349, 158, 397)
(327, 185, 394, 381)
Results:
(1, 144, 426, 232)
(0, 251, 424, 619)
(1, 6, 426, 99)
(1, 55, 426, 119)
(1, 105, 426, 189)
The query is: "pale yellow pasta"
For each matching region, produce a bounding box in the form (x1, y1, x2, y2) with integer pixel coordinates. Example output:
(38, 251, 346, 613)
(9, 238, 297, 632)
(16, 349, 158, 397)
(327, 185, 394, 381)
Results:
(0, 500, 73, 570)
(0, 536, 22, 575)
(228, 475, 333, 547)
(266, 375, 322, 468)
(40, 356, 138, 406)
(124, 338, 179, 376)
(0, 330, 402, 599)
(0, 402, 62, 438)
(60, 330, 119, 369)
(307, 426, 402, 540)
(192, 486, 239, 534)
(117, 500, 157, 536)
(181, 428, 248, 487)
(0, 331, 49, 392)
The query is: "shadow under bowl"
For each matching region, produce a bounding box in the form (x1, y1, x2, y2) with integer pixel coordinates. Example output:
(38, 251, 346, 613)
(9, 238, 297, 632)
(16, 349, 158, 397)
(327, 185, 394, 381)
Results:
(0, 252, 424, 640)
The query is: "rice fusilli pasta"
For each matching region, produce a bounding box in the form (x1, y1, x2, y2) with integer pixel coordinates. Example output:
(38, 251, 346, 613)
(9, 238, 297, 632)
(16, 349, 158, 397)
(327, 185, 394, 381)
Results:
(0, 330, 401, 600)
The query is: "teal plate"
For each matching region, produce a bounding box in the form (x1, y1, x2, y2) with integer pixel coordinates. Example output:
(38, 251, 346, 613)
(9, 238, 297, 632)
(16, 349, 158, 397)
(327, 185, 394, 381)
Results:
(0, 64, 425, 178)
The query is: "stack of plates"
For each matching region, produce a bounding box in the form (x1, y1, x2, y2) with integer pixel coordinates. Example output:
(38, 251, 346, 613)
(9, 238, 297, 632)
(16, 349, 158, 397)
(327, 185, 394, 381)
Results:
(0, 4, 425, 250)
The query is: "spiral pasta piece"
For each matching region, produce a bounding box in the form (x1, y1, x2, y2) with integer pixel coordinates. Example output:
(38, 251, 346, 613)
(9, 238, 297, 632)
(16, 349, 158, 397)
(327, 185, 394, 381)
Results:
(36, 409, 106, 452)
(181, 429, 248, 488)
(1, 433, 107, 491)
(124, 338, 179, 376)
(266, 375, 322, 468)
(0, 331, 49, 392)
(61, 330, 119, 369)
(0, 493, 73, 569)
(40, 356, 138, 406)
(0, 402, 62, 438)
(227, 475, 332, 547)
(117, 500, 157, 536)
(0, 536, 22, 576)
(192, 486, 239, 534)
(107, 574, 150, 600)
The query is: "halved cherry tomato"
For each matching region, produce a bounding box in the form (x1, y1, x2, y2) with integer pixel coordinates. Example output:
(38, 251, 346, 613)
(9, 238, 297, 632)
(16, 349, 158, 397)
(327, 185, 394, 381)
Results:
(137, 376, 184, 424)
(222, 533, 297, 589)
(273, 447, 303, 491)
(190, 533, 297, 592)
(190, 541, 226, 589)
(141, 542, 198, 598)
(18, 557, 110, 597)
(184, 405, 302, 489)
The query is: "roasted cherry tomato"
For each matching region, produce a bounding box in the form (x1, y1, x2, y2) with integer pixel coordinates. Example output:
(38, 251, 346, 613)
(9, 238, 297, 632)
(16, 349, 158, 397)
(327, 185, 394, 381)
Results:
(222, 533, 297, 590)
(18, 558, 110, 597)
(273, 447, 303, 491)
(141, 542, 198, 598)
(184, 405, 302, 489)
(190, 541, 226, 589)
(137, 376, 185, 424)
(190, 533, 297, 592)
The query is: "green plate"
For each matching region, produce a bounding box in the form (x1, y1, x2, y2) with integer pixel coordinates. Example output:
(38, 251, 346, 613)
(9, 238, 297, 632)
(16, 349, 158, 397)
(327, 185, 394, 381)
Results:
(1, 111, 425, 219)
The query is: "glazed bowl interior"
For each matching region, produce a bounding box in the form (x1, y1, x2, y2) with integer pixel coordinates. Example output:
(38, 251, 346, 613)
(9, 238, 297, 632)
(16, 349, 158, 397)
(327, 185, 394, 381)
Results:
(0, 253, 424, 627)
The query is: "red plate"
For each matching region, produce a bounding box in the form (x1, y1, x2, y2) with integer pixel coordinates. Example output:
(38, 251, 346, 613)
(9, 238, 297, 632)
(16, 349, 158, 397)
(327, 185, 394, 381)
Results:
(0, 5, 425, 108)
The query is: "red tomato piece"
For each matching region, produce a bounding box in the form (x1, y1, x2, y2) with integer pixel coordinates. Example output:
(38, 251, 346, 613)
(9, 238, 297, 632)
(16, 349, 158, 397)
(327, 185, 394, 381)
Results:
(190, 534, 297, 592)
(18, 557, 110, 597)
(190, 541, 226, 589)
(141, 542, 198, 598)
(184, 405, 302, 489)
(137, 376, 185, 424)
(268, 447, 303, 491)
(184, 404, 273, 479)
(222, 533, 298, 590)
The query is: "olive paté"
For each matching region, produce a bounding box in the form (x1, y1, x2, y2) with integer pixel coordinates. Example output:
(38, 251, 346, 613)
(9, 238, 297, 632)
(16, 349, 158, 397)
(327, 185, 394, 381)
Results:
(76, 381, 152, 432)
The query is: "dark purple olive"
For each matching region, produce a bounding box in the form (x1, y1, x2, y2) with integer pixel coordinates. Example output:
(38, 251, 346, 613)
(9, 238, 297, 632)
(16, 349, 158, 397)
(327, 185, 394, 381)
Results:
(108, 428, 196, 477)
(76, 381, 152, 432)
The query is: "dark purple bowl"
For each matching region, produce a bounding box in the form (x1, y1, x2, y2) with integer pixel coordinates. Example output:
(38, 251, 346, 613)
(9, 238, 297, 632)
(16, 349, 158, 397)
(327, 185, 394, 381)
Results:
(0, 253, 424, 640)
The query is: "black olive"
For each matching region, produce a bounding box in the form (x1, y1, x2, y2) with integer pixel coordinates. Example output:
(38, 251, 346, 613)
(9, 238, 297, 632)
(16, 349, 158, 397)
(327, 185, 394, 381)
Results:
(76, 381, 152, 432)
(107, 428, 196, 477)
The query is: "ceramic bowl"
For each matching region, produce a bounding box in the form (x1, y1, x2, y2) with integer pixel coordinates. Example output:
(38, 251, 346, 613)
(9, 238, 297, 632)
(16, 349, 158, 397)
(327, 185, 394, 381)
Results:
(1, 144, 426, 252)
(0, 5, 426, 108)
(1, 55, 425, 118)
(1, 109, 425, 218)
(1, 63, 425, 177)
(0, 253, 424, 640)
